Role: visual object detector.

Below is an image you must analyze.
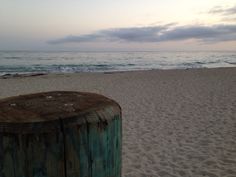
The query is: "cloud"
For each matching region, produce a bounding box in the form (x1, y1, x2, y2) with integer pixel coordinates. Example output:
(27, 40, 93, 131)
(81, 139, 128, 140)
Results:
(47, 34, 102, 44)
(48, 23, 174, 44)
(158, 25, 236, 42)
(209, 5, 236, 15)
(48, 24, 236, 45)
(222, 17, 236, 22)
(100, 25, 171, 42)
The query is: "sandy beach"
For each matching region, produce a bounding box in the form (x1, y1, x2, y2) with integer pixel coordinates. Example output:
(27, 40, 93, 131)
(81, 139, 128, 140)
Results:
(0, 67, 235, 177)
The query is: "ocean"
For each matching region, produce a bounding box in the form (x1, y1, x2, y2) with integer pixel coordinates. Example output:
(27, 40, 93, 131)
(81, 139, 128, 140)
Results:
(0, 51, 235, 75)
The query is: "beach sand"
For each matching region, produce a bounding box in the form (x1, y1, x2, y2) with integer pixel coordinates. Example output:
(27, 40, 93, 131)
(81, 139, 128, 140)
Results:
(0, 68, 236, 177)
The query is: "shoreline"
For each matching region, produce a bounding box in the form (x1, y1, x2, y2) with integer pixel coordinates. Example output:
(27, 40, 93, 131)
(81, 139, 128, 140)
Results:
(1, 66, 235, 80)
(0, 67, 235, 177)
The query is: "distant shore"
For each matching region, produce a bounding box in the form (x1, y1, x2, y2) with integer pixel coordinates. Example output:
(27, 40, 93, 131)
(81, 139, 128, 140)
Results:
(0, 67, 236, 177)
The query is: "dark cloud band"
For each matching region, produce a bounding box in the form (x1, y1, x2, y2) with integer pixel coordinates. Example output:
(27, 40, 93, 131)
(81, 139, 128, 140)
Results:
(209, 5, 236, 15)
(48, 24, 236, 44)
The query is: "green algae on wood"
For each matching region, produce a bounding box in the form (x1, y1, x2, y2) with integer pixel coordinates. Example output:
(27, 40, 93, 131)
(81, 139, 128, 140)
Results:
(0, 91, 122, 177)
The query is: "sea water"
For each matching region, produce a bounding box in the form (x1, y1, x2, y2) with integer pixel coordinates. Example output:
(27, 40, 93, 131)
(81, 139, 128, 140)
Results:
(0, 51, 235, 75)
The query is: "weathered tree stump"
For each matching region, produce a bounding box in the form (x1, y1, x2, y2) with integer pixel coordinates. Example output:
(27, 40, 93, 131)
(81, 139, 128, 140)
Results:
(0, 91, 122, 177)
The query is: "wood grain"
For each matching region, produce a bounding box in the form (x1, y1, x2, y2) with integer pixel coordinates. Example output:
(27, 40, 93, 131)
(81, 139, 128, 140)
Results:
(0, 91, 121, 177)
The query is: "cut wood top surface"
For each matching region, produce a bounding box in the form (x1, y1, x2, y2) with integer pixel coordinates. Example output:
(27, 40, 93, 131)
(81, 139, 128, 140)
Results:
(0, 91, 119, 123)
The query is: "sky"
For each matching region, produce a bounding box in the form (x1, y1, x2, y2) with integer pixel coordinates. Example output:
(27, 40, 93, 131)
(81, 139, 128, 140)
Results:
(0, 0, 236, 51)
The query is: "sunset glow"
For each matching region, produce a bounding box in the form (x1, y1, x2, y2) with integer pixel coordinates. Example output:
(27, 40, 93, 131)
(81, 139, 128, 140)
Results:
(0, 0, 236, 51)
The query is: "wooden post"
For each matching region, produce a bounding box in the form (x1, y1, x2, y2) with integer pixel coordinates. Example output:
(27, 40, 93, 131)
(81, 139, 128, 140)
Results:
(0, 91, 122, 177)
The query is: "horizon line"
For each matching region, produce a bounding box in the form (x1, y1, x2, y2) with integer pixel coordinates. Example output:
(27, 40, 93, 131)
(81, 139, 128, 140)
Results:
(0, 49, 236, 53)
